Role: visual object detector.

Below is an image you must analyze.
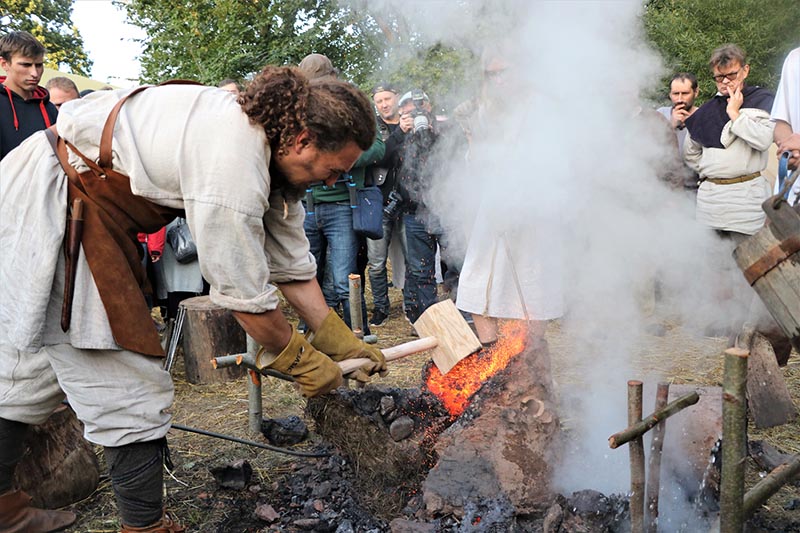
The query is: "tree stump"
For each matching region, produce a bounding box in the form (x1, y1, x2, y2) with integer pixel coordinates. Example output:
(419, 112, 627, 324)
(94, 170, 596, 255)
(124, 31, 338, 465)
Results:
(13, 405, 100, 509)
(181, 295, 247, 384)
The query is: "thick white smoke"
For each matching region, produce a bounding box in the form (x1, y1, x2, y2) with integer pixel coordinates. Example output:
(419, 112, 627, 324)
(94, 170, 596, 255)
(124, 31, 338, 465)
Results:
(347, 0, 754, 514)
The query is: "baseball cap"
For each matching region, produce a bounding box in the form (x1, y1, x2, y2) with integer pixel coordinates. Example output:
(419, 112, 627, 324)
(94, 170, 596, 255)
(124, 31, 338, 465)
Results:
(298, 53, 337, 80)
(371, 82, 397, 96)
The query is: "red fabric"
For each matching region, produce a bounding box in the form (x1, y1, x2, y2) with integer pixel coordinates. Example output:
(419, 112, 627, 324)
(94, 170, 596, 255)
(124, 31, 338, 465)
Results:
(147, 227, 166, 256)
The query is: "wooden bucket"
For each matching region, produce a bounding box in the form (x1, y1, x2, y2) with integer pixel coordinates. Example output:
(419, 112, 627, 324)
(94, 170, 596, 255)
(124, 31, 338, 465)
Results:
(733, 197, 800, 350)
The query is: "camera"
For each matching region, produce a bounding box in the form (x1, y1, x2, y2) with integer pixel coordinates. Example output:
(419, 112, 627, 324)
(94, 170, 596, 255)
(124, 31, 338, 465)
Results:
(409, 89, 431, 133)
(383, 190, 404, 219)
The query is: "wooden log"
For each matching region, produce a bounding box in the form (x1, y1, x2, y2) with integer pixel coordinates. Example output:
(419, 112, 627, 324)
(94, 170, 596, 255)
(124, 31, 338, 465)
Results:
(180, 295, 247, 384)
(749, 440, 799, 481)
(645, 382, 670, 533)
(628, 380, 645, 533)
(14, 405, 100, 509)
(348, 274, 364, 339)
(743, 454, 800, 518)
(608, 391, 699, 449)
(720, 348, 748, 533)
(742, 330, 796, 428)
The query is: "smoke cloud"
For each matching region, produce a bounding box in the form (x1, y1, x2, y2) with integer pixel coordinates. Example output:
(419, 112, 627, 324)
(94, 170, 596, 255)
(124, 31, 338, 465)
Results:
(346, 0, 757, 519)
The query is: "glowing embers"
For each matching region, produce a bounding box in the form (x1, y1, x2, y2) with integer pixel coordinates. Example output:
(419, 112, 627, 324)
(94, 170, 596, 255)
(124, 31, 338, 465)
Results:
(425, 320, 528, 417)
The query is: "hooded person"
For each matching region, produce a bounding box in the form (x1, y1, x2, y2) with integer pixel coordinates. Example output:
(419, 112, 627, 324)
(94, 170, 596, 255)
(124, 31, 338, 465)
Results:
(0, 31, 58, 160)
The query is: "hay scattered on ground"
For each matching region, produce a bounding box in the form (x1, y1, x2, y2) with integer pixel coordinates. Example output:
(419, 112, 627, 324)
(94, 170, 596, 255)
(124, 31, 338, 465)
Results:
(65, 283, 800, 531)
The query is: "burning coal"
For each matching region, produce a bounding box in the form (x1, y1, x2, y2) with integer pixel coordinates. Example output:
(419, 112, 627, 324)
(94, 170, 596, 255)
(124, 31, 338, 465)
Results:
(425, 321, 528, 417)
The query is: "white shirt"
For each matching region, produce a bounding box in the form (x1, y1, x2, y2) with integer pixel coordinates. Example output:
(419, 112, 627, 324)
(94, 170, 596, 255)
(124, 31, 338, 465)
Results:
(684, 107, 775, 235)
(771, 47, 800, 203)
(0, 85, 316, 352)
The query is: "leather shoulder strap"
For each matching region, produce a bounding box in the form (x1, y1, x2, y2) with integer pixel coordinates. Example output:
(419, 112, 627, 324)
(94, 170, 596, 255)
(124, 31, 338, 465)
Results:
(98, 80, 204, 170)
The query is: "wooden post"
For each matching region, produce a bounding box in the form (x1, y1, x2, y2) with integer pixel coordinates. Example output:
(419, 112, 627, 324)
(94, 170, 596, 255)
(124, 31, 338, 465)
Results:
(348, 274, 364, 339)
(743, 454, 800, 517)
(14, 405, 100, 509)
(645, 382, 669, 533)
(181, 295, 247, 384)
(628, 380, 645, 533)
(246, 335, 262, 436)
(720, 348, 748, 533)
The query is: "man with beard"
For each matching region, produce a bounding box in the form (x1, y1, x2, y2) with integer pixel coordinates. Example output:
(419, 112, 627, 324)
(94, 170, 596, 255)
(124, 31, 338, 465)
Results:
(0, 66, 385, 532)
(657, 72, 701, 191)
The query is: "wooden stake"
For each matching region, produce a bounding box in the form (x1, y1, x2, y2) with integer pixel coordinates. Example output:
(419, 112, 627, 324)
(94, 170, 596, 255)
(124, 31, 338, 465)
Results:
(608, 391, 700, 449)
(720, 348, 748, 533)
(348, 273, 364, 339)
(628, 380, 645, 533)
(645, 382, 669, 533)
(743, 454, 800, 518)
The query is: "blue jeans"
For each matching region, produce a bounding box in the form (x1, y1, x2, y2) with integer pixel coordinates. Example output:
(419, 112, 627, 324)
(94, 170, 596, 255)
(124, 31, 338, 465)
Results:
(403, 213, 439, 323)
(304, 202, 369, 332)
(366, 214, 405, 314)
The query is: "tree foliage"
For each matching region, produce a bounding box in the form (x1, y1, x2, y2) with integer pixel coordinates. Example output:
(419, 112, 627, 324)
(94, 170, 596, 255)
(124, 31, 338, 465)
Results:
(0, 0, 92, 76)
(121, 0, 383, 86)
(121, 0, 475, 110)
(643, 0, 800, 102)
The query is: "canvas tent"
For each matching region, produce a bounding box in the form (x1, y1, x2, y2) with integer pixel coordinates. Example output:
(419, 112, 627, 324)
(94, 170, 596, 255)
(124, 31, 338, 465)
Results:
(41, 67, 119, 92)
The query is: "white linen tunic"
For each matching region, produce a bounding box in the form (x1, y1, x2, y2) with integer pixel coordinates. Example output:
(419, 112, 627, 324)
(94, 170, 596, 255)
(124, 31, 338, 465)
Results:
(684, 107, 775, 235)
(1, 85, 316, 353)
(0, 86, 316, 445)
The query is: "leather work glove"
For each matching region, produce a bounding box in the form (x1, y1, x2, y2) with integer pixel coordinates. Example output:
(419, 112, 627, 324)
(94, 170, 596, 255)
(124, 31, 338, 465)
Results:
(309, 309, 388, 383)
(255, 329, 342, 397)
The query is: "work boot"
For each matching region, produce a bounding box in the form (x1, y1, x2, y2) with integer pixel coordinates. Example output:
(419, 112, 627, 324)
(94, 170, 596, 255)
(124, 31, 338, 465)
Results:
(0, 490, 76, 533)
(120, 510, 185, 532)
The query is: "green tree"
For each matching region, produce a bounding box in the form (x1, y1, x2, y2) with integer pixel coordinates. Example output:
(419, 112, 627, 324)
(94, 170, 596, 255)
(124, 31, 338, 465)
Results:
(643, 0, 800, 102)
(122, 0, 475, 110)
(121, 0, 383, 86)
(0, 0, 92, 76)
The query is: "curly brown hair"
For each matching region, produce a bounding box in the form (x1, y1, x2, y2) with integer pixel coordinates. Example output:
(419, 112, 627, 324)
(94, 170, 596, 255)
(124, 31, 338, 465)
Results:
(240, 65, 375, 156)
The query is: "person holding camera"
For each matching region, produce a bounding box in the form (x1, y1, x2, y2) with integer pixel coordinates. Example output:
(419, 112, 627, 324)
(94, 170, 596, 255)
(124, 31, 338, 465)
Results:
(365, 83, 407, 327)
(395, 90, 464, 324)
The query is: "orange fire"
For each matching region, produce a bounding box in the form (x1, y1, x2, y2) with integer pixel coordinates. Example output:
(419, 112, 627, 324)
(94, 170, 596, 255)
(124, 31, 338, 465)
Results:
(426, 321, 528, 417)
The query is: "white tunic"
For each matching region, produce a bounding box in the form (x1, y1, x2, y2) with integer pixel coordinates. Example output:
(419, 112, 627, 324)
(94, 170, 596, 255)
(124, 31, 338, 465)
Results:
(684, 107, 775, 235)
(0, 85, 316, 353)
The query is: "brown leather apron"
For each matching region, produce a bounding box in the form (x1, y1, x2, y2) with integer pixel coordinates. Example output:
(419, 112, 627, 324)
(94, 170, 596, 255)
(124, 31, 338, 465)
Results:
(49, 83, 198, 356)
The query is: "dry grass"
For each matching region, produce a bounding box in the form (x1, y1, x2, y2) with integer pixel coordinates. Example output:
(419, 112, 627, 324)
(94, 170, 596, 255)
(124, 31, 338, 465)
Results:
(62, 282, 800, 531)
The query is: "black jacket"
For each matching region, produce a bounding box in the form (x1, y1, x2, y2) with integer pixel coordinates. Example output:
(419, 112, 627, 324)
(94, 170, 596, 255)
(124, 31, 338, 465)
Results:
(367, 118, 405, 203)
(0, 77, 58, 160)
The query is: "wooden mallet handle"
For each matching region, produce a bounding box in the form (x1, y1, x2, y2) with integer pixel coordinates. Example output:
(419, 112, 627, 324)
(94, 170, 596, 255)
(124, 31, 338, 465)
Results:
(337, 336, 438, 374)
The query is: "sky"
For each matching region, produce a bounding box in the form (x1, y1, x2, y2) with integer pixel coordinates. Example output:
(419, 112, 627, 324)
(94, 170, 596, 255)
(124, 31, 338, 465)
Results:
(71, 0, 143, 87)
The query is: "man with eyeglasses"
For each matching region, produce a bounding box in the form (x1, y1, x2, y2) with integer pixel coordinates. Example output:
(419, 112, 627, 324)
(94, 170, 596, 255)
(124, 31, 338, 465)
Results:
(684, 44, 775, 239)
(0, 31, 58, 161)
(683, 45, 791, 361)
